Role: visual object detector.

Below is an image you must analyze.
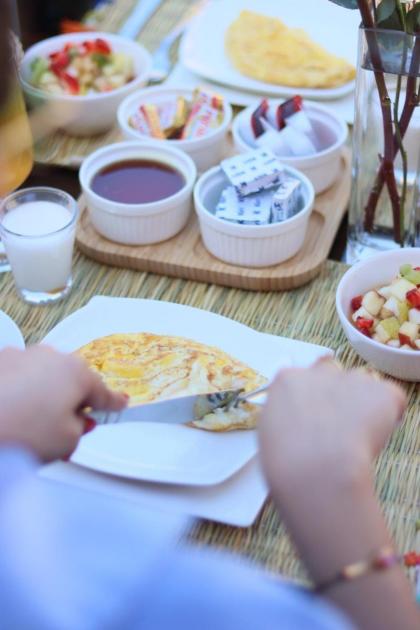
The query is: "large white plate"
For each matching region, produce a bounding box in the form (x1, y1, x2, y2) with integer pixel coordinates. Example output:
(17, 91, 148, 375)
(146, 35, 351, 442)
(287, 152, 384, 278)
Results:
(0, 310, 25, 350)
(43, 296, 331, 486)
(179, 0, 360, 101)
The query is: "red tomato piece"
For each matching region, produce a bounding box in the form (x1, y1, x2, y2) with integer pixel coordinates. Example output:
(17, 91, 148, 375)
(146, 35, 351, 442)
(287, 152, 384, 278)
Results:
(82, 40, 96, 54)
(355, 317, 374, 334)
(406, 288, 420, 308)
(350, 295, 363, 311)
(94, 38, 112, 54)
(50, 50, 70, 74)
(62, 73, 80, 95)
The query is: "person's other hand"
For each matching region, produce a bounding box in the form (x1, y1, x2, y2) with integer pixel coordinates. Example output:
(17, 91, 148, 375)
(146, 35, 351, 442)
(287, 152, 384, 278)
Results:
(0, 346, 127, 462)
(259, 359, 407, 494)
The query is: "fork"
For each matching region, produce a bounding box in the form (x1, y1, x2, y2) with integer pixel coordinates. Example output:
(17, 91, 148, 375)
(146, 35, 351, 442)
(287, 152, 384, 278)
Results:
(149, 0, 209, 84)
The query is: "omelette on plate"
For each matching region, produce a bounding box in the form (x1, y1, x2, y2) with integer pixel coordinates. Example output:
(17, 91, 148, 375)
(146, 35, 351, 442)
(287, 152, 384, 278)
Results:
(76, 332, 266, 431)
(225, 10, 355, 89)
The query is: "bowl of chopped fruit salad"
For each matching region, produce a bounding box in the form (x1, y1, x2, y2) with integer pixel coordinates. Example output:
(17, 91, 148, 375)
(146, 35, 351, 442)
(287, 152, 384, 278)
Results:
(336, 248, 420, 381)
(20, 32, 152, 136)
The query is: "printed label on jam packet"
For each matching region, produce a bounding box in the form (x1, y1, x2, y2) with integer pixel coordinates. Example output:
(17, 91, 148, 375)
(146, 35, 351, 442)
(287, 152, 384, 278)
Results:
(215, 186, 272, 225)
(221, 149, 284, 197)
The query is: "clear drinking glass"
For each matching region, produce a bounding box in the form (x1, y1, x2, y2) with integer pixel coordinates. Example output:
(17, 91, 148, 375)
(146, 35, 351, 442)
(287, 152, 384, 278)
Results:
(0, 187, 79, 304)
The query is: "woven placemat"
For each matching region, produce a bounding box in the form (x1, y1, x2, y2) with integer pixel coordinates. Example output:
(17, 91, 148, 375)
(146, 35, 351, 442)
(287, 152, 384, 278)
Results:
(33, 0, 197, 167)
(0, 255, 418, 584)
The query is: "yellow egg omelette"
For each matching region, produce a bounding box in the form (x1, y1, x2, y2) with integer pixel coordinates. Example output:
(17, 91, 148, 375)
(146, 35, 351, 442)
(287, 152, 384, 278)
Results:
(225, 10, 355, 89)
(76, 332, 266, 431)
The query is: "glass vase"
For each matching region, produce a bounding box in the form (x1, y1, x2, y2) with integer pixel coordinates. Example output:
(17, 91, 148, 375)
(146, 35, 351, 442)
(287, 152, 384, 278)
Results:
(347, 27, 420, 263)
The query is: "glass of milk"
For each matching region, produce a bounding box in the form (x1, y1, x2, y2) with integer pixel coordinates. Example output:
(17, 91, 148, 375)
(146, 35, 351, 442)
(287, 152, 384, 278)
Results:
(0, 187, 79, 304)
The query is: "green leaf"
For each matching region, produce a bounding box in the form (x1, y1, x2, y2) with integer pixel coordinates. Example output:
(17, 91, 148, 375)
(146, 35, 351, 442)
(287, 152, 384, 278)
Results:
(328, 0, 359, 9)
(92, 53, 110, 68)
(376, 0, 404, 31)
(376, 0, 397, 23)
(405, 4, 420, 35)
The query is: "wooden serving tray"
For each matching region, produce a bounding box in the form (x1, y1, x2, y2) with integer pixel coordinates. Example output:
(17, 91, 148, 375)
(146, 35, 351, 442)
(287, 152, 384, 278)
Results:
(76, 150, 350, 291)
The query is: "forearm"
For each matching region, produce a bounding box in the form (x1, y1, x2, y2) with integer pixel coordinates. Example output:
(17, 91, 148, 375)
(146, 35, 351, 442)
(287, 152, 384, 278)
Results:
(271, 456, 418, 630)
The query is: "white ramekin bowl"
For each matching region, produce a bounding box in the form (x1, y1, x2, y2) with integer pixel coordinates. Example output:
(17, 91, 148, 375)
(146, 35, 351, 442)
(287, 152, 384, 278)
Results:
(232, 101, 348, 194)
(194, 165, 315, 268)
(117, 86, 233, 172)
(79, 140, 197, 244)
(20, 32, 152, 136)
(336, 248, 420, 381)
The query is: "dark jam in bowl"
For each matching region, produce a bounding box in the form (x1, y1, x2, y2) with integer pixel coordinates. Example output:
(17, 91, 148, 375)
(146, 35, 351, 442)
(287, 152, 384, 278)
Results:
(90, 159, 186, 204)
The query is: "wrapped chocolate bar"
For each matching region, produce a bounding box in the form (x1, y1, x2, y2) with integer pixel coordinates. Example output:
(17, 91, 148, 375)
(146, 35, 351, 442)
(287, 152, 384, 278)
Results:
(129, 109, 151, 135)
(215, 186, 272, 225)
(181, 88, 224, 140)
(158, 97, 189, 139)
(140, 104, 165, 139)
(250, 98, 269, 138)
(274, 95, 315, 140)
(275, 95, 303, 129)
(271, 176, 301, 222)
(221, 149, 284, 197)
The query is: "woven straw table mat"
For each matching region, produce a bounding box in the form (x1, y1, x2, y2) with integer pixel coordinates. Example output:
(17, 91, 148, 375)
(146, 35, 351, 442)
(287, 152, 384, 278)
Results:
(33, 0, 197, 167)
(0, 255, 418, 584)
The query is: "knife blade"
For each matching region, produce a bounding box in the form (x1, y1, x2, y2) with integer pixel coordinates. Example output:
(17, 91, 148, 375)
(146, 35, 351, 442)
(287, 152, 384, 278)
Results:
(89, 388, 246, 426)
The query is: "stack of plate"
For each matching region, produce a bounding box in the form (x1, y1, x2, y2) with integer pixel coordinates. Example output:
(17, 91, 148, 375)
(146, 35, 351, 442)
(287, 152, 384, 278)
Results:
(166, 0, 360, 124)
(40, 296, 332, 527)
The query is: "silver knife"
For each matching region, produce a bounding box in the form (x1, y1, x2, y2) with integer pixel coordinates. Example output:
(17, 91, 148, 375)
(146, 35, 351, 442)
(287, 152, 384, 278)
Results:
(89, 385, 268, 426)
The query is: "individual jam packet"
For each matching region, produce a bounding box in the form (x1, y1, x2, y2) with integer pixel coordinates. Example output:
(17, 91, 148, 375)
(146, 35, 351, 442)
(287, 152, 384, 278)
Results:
(271, 176, 302, 222)
(181, 88, 224, 140)
(215, 186, 272, 225)
(221, 149, 284, 197)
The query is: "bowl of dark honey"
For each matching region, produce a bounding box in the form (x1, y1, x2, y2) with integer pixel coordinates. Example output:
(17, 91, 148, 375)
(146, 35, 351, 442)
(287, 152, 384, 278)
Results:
(79, 141, 197, 244)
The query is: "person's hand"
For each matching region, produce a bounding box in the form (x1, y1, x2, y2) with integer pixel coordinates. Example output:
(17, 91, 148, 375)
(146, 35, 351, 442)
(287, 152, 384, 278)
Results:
(0, 345, 127, 462)
(259, 359, 406, 493)
(258, 361, 418, 630)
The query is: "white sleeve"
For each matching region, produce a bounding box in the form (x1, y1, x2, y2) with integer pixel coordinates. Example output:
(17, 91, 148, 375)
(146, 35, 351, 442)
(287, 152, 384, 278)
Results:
(0, 447, 354, 630)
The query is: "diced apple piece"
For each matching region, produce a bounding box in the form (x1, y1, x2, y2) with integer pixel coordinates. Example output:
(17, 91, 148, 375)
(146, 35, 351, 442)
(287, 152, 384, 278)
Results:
(379, 306, 393, 319)
(380, 317, 400, 340)
(408, 308, 420, 325)
(399, 321, 419, 344)
(382, 297, 409, 323)
(387, 339, 401, 348)
(389, 278, 416, 301)
(400, 264, 420, 285)
(362, 291, 385, 316)
(376, 322, 392, 343)
(414, 340, 420, 350)
(377, 285, 393, 299)
(352, 306, 372, 323)
(400, 344, 414, 351)
(372, 333, 381, 343)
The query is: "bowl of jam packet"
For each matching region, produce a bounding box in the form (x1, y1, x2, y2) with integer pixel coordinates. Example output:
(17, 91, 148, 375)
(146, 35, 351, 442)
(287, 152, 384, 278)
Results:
(118, 86, 233, 172)
(232, 96, 348, 194)
(194, 148, 315, 268)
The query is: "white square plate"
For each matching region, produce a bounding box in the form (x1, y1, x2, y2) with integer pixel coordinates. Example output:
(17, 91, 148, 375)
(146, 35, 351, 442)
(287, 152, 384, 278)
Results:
(42, 296, 331, 486)
(179, 0, 361, 101)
